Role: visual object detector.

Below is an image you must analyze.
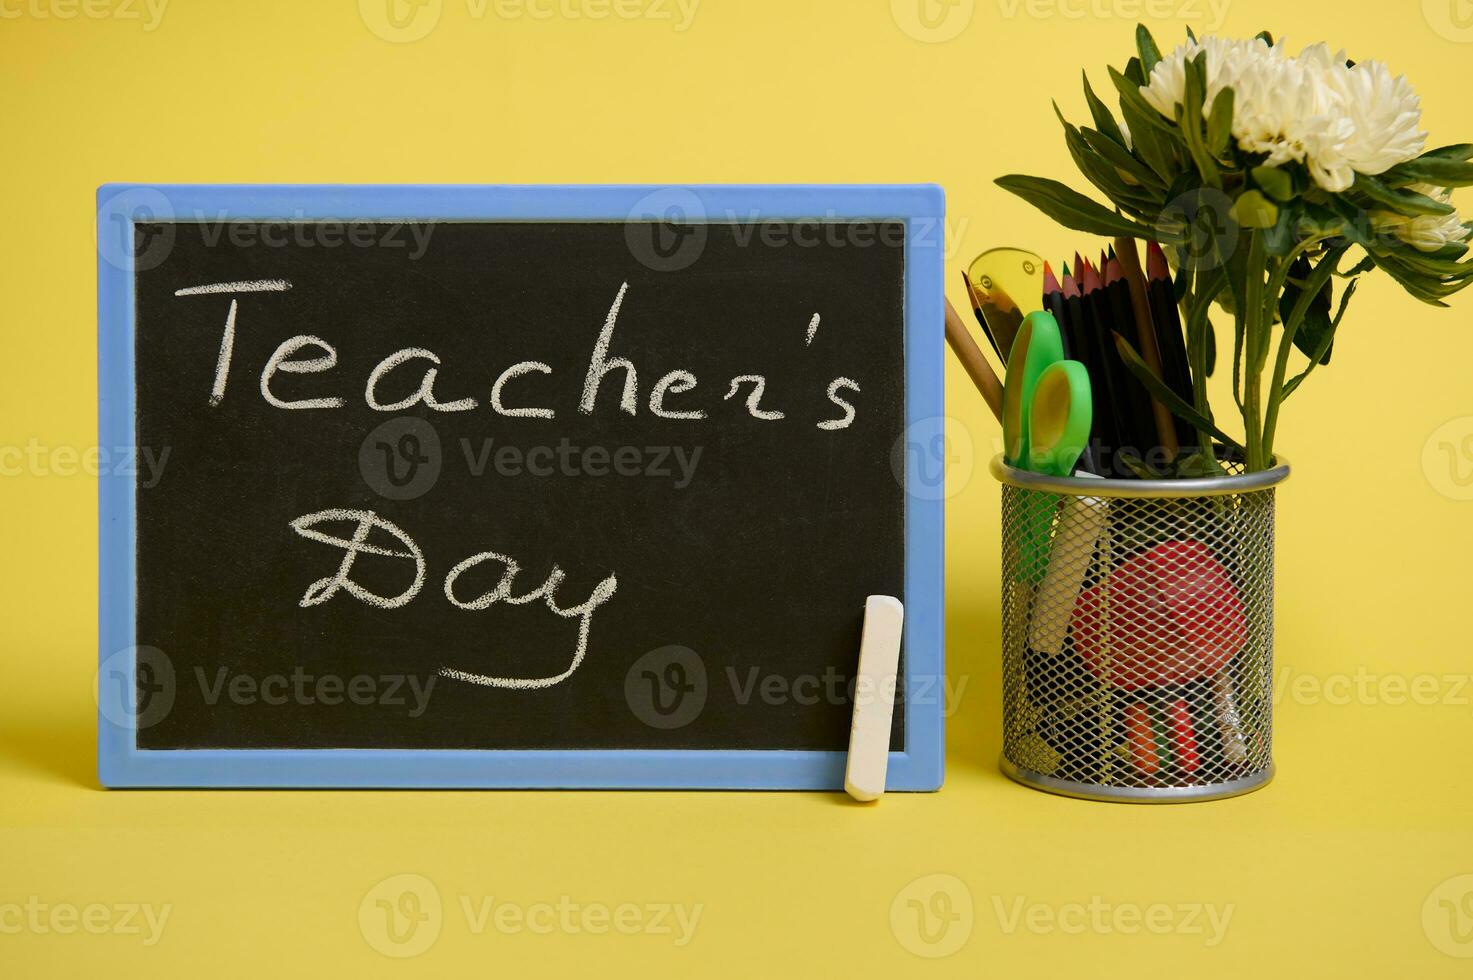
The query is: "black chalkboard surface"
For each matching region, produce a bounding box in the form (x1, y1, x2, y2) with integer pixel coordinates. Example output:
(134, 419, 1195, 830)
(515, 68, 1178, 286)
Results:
(98, 185, 945, 789)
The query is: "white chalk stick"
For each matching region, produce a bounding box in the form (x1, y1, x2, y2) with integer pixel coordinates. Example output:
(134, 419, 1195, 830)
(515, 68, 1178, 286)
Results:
(845, 595, 905, 802)
(1027, 474, 1107, 655)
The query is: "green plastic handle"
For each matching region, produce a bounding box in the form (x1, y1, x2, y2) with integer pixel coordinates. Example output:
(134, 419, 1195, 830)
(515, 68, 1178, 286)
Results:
(1028, 360, 1093, 477)
(1002, 311, 1065, 468)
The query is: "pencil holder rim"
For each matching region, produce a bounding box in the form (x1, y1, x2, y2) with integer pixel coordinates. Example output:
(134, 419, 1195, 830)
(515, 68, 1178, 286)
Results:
(989, 454, 1291, 498)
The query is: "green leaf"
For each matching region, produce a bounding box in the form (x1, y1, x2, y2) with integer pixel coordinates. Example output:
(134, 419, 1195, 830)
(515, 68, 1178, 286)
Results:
(1136, 24, 1163, 76)
(994, 175, 1161, 239)
(1080, 127, 1166, 192)
(1254, 30, 1275, 46)
(1206, 88, 1234, 159)
(1230, 190, 1279, 228)
(1114, 332, 1246, 454)
(1351, 173, 1455, 216)
(1282, 278, 1357, 399)
(1251, 165, 1294, 202)
(1123, 56, 1146, 87)
(1278, 255, 1334, 365)
(1057, 107, 1159, 212)
(1204, 312, 1217, 376)
(1420, 144, 1473, 162)
(1081, 71, 1126, 148)
(1116, 449, 1167, 479)
(1108, 65, 1176, 133)
(1174, 451, 1227, 478)
(1381, 157, 1473, 188)
(1175, 54, 1221, 187)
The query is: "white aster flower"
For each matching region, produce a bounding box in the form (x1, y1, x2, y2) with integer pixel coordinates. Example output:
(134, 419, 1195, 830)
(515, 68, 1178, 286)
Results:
(1140, 35, 1426, 193)
(1371, 185, 1471, 252)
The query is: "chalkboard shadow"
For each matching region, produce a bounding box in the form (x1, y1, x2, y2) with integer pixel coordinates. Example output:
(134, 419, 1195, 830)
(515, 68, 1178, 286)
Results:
(1, 713, 98, 790)
(945, 599, 1005, 780)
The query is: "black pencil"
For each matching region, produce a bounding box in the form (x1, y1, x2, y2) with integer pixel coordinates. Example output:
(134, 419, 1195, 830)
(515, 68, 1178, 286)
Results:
(1043, 262, 1097, 474)
(1079, 259, 1139, 476)
(1146, 242, 1197, 451)
(1101, 257, 1166, 467)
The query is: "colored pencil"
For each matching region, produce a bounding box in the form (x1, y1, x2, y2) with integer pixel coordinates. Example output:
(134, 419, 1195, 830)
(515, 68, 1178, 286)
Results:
(1113, 237, 1179, 458)
(1145, 241, 1197, 452)
(1079, 260, 1138, 476)
(1099, 256, 1162, 467)
(1042, 262, 1097, 475)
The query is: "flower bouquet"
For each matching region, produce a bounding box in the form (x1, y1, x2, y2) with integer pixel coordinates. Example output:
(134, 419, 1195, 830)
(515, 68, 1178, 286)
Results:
(997, 27, 1473, 473)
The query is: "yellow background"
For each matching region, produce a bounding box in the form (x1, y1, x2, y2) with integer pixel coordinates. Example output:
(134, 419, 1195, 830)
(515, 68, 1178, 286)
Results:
(3, 0, 1473, 975)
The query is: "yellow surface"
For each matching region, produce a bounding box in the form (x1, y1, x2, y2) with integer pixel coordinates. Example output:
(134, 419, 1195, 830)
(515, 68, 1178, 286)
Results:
(3, 0, 1473, 975)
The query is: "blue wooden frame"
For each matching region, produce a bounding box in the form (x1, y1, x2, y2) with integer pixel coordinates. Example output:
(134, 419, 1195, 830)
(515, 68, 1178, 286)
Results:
(97, 184, 945, 790)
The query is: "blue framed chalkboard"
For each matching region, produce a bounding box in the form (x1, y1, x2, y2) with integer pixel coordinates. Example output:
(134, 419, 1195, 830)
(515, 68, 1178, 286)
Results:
(98, 184, 945, 789)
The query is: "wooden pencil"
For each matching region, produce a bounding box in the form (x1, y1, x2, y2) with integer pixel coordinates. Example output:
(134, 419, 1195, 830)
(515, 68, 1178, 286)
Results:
(944, 296, 1004, 421)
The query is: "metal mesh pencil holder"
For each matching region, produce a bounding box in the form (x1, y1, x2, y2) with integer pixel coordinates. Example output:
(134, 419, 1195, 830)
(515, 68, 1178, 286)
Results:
(992, 455, 1289, 803)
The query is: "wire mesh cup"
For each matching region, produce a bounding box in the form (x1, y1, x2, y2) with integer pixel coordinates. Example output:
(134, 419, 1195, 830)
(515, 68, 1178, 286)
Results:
(992, 455, 1290, 803)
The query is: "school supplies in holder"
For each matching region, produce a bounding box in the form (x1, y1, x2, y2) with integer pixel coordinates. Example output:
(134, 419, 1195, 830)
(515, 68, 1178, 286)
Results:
(993, 454, 1288, 803)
